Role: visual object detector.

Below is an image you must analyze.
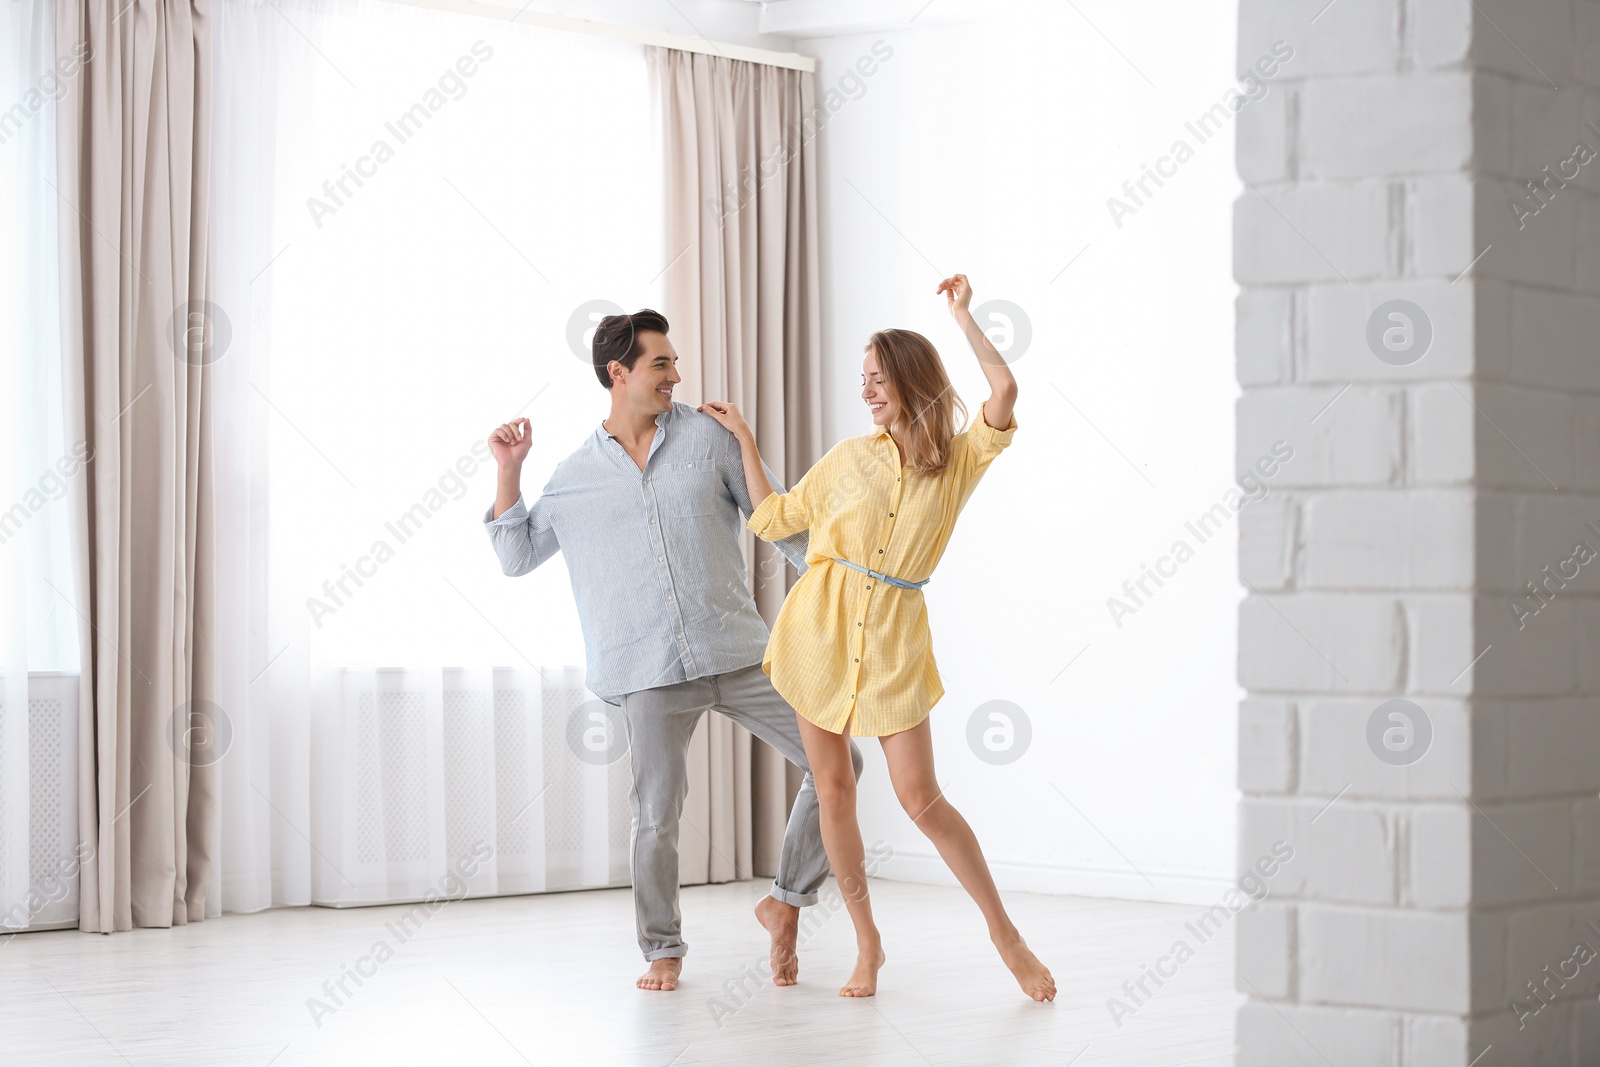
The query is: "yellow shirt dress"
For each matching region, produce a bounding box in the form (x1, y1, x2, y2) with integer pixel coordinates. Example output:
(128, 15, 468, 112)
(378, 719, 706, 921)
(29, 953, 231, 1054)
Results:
(747, 401, 1018, 737)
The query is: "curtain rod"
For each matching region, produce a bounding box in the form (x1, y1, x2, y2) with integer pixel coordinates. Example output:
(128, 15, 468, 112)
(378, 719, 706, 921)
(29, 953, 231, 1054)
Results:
(378, 0, 818, 72)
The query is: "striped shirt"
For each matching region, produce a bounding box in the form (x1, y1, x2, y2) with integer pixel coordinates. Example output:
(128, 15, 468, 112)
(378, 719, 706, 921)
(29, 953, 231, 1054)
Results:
(484, 402, 809, 704)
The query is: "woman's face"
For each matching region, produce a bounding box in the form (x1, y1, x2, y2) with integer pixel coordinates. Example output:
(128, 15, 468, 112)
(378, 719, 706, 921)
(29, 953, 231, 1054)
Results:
(861, 347, 898, 427)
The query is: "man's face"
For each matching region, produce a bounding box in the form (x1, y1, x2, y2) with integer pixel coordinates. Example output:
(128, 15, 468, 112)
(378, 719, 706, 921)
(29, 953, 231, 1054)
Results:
(614, 330, 680, 412)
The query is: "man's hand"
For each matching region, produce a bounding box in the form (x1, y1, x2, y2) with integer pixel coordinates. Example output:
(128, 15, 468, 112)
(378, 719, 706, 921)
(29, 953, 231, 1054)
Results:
(489, 418, 530, 522)
(490, 417, 533, 468)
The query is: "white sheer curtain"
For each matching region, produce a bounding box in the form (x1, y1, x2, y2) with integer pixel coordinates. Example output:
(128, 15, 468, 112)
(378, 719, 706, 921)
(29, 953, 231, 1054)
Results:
(210, 0, 661, 908)
(0, 0, 81, 935)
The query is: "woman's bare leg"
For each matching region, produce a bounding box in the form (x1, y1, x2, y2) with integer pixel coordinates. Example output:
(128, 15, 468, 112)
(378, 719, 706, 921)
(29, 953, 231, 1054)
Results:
(795, 712, 885, 996)
(879, 719, 1055, 1002)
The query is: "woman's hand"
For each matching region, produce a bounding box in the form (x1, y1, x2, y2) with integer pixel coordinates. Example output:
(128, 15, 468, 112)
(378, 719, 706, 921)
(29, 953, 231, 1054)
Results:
(937, 273, 974, 317)
(698, 400, 753, 442)
(489, 417, 533, 468)
(702, 401, 773, 504)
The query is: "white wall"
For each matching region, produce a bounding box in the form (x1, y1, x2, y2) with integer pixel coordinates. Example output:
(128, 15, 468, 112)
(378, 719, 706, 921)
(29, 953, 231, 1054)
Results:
(447, 0, 1254, 905)
(798, 1, 1252, 903)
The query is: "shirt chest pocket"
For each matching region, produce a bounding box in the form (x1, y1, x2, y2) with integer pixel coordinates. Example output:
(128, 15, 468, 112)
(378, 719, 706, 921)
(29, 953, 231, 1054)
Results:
(655, 459, 721, 518)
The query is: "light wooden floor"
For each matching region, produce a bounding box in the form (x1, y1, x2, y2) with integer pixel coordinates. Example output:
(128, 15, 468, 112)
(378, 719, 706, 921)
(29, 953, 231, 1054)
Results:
(0, 878, 1239, 1066)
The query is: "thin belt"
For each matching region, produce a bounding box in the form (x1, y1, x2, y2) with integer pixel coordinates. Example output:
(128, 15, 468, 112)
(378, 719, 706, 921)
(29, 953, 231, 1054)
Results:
(830, 557, 928, 590)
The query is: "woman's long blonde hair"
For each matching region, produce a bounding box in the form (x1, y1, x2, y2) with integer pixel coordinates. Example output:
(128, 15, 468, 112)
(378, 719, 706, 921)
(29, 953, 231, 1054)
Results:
(867, 329, 968, 476)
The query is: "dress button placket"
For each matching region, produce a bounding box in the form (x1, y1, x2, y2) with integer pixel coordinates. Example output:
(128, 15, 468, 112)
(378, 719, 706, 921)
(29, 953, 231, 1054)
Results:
(853, 450, 903, 722)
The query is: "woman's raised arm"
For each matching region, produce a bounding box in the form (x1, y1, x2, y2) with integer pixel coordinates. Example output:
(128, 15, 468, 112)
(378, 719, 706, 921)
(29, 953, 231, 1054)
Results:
(937, 273, 1018, 430)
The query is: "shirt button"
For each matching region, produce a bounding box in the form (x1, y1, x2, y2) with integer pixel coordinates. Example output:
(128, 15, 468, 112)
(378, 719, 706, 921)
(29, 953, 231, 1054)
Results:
(675, 633, 684, 641)
(878, 549, 884, 554)
(889, 512, 894, 517)
(687, 462, 694, 468)
(657, 556, 664, 562)
(857, 621, 862, 626)
(650, 518, 657, 524)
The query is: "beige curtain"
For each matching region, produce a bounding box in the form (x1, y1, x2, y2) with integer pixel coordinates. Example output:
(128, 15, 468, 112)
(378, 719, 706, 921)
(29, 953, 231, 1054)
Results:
(57, 0, 218, 932)
(649, 47, 824, 883)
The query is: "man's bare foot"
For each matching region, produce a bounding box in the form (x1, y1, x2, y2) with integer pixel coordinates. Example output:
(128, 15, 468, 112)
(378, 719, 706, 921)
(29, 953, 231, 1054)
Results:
(996, 936, 1055, 1002)
(754, 896, 800, 986)
(637, 958, 682, 991)
(839, 945, 885, 997)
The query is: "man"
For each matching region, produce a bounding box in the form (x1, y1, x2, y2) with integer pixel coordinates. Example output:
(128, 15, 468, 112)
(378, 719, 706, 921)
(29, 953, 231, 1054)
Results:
(484, 308, 861, 992)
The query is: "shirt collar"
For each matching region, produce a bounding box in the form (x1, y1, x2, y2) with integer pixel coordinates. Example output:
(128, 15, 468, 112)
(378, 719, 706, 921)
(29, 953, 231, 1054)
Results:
(599, 406, 671, 440)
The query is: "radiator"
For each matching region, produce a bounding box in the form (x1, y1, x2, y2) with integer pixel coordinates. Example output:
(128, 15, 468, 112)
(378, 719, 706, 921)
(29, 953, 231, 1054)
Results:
(0, 672, 80, 933)
(2, 666, 637, 920)
(311, 666, 633, 907)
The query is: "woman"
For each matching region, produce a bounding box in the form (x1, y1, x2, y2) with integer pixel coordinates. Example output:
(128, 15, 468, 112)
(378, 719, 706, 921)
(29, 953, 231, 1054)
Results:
(698, 274, 1055, 1001)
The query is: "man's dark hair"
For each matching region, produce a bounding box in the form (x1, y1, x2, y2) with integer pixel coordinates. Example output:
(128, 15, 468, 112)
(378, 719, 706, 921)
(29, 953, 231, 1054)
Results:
(592, 309, 670, 389)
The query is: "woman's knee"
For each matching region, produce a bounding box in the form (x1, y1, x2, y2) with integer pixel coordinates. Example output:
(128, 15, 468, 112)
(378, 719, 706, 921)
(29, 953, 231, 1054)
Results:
(813, 773, 856, 813)
(896, 785, 945, 824)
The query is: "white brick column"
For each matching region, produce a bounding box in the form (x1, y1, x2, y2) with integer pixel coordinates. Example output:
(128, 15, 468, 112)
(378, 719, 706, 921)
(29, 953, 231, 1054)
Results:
(1234, 1, 1600, 1064)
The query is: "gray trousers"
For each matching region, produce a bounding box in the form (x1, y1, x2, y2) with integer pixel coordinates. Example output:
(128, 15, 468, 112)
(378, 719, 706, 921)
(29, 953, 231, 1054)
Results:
(618, 662, 864, 962)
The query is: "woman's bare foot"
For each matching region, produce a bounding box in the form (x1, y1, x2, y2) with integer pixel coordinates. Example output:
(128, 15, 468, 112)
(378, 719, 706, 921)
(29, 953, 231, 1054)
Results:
(996, 936, 1055, 1002)
(839, 944, 886, 997)
(637, 958, 682, 991)
(754, 895, 801, 986)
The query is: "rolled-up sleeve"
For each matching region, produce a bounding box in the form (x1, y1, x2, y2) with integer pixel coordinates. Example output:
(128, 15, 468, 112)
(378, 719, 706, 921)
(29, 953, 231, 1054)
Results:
(955, 401, 1018, 482)
(484, 494, 560, 576)
(748, 477, 813, 542)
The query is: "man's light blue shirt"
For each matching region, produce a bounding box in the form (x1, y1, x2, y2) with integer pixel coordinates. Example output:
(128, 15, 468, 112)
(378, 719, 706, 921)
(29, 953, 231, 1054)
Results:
(483, 402, 809, 705)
